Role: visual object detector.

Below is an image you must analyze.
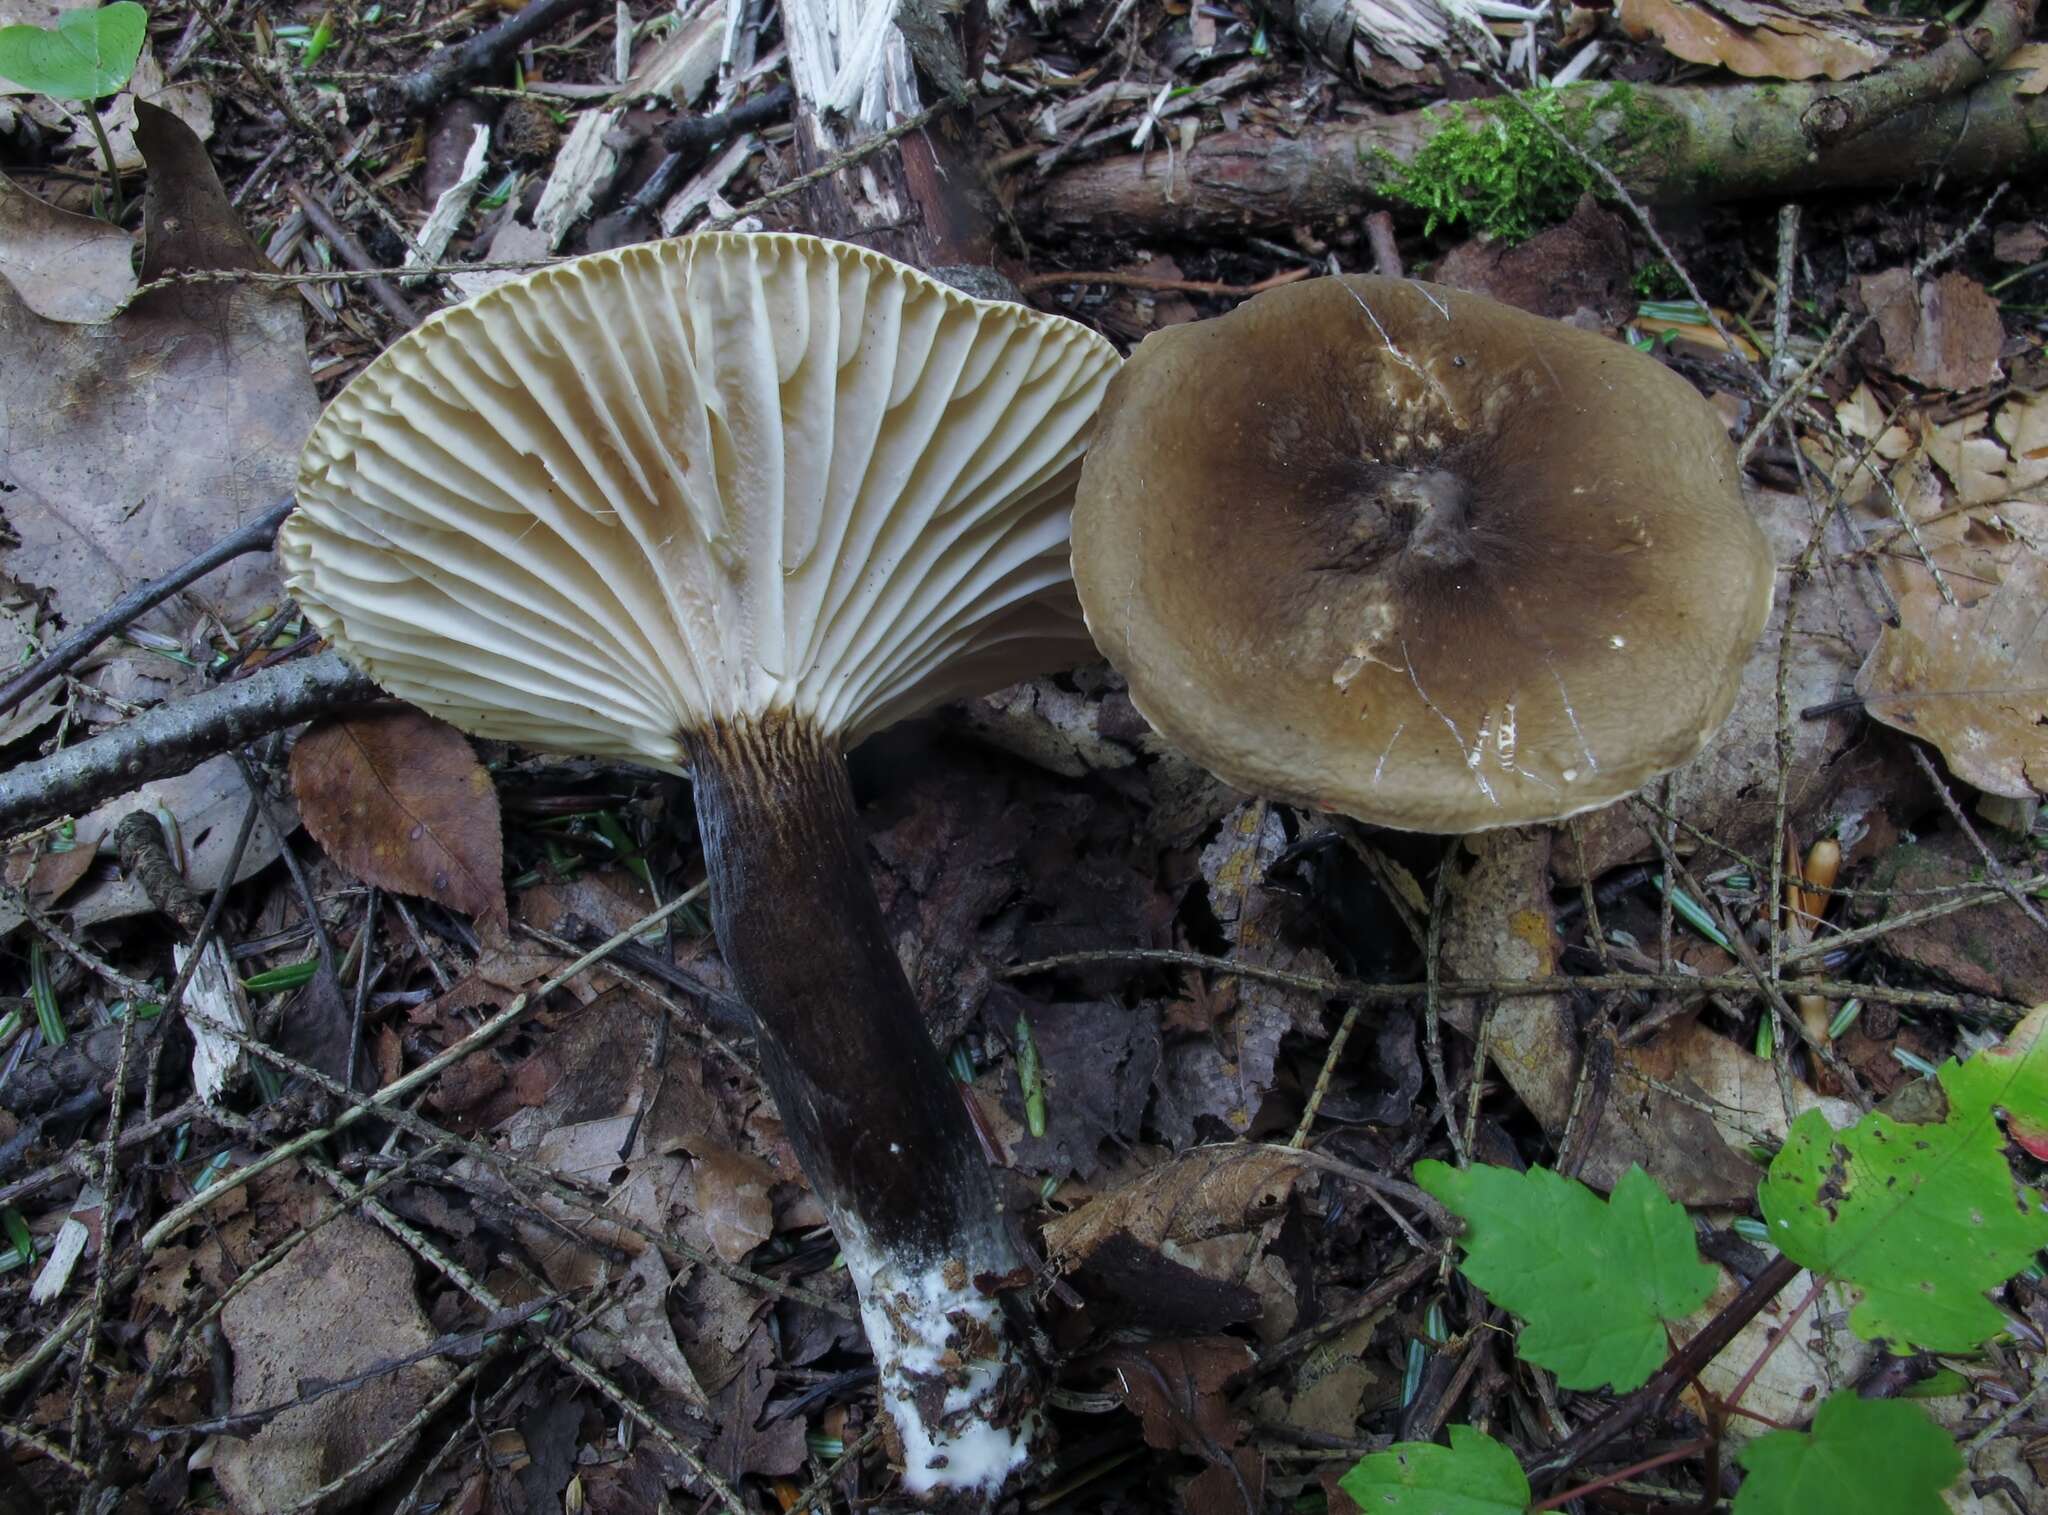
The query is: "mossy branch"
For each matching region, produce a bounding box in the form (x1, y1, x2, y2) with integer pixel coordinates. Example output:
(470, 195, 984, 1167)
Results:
(1026, 73, 2048, 241)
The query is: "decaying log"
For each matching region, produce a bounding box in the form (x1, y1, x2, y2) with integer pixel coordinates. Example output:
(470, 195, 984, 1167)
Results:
(1027, 73, 2048, 241)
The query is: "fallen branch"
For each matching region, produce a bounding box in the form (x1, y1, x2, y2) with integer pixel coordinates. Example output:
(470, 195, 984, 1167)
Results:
(1028, 73, 2048, 240)
(383, 0, 608, 113)
(284, 180, 421, 329)
(1800, 0, 2038, 150)
(0, 653, 378, 835)
(0, 497, 293, 719)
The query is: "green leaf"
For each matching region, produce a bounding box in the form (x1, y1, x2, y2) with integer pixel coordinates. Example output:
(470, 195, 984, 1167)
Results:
(0, 2, 147, 101)
(1416, 1162, 1715, 1391)
(1734, 1392, 1961, 1515)
(1758, 1033, 2048, 1351)
(1338, 1424, 1529, 1515)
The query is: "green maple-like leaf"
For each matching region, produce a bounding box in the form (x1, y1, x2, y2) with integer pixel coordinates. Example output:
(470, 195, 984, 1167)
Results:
(1758, 1032, 2048, 1351)
(0, 2, 147, 101)
(1734, 1392, 1961, 1515)
(1338, 1424, 1529, 1515)
(1415, 1162, 1716, 1391)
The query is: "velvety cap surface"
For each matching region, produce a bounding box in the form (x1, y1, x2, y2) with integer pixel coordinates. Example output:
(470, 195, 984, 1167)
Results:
(1072, 275, 1776, 832)
(282, 232, 1123, 764)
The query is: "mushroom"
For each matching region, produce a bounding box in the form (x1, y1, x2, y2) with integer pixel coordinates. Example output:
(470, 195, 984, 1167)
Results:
(1071, 275, 1775, 832)
(280, 231, 1123, 1492)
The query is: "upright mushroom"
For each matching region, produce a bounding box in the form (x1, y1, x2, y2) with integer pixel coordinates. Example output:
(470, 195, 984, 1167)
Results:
(281, 232, 1122, 1492)
(1072, 275, 1775, 831)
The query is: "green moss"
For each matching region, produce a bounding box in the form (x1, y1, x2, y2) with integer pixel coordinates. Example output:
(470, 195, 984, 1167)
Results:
(1372, 83, 1680, 244)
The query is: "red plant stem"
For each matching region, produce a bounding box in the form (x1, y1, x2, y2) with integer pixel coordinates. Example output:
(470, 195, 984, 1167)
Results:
(1531, 1438, 1712, 1512)
(1721, 1273, 1827, 1416)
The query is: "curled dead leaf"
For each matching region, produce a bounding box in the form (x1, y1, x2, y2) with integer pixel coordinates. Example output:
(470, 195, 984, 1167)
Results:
(1617, 0, 1892, 81)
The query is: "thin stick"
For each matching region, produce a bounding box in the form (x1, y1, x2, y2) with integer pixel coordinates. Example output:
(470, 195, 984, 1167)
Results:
(1014, 267, 1311, 298)
(0, 498, 294, 718)
(284, 180, 421, 329)
(1002, 947, 2021, 1021)
(1424, 842, 1467, 1164)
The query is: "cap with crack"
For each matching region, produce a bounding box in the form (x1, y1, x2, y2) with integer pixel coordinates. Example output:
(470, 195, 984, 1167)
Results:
(281, 231, 1122, 1493)
(1071, 275, 1775, 833)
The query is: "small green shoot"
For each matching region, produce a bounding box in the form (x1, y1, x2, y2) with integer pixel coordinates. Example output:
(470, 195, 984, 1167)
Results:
(0, 1, 146, 220)
(1734, 1392, 1961, 1515)
(2, 1206, 33, 1270)
(1014, 1011, 1045, 1139)
(241, 957, 320, 994)
(1651, 872, 1732, 950)
(29, 940, 65, 1047)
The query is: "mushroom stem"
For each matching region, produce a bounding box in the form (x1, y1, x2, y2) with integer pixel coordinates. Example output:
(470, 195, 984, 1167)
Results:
(687, 717, 1040, 1494)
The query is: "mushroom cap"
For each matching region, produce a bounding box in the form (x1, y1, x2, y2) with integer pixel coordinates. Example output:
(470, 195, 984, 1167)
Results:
(281, 232, 1123, 765)
(1072, 275, 1776, 833)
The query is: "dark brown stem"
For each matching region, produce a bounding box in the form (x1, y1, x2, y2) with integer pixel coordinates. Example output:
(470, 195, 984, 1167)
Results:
(686, 716, 1038, 1492)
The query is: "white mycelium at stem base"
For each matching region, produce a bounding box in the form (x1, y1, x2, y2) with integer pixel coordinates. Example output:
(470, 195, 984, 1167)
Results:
(281, 232, 1122, 1493)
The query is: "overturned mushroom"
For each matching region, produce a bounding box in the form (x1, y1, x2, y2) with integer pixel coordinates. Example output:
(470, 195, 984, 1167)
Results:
(1072, 275, 1775, 832)
(281, 232, 1122, 1492)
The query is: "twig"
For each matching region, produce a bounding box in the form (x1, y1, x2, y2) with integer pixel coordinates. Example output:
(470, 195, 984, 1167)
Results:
(705, 100, 952, 229)
(1014, 266, 1311, 298)
(0, 498, 294, 719)
(1909, 744, 2048, 939)
(386, 0, 609, 112)
(1363, 210, 1403, 279)
(1423, 844, 1467, 1164)
(788, 1422, 885, 1513)
(1739, 184, 2009, 466)
(0, 1100, 202, 1209)
(284, 180, 421, 329)
(1289, 1000, 1362, 1147)
(1001, 947, 2022, 1022)
(1801, 0, 2038, 150)
(1527, 1252, 1802, 1485)
(1530, 1438, 1711, 1512)
(0, 652, 380, 835)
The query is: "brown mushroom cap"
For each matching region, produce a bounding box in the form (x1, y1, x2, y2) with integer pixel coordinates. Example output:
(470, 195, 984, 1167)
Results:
(1072, 275, 1776, 833)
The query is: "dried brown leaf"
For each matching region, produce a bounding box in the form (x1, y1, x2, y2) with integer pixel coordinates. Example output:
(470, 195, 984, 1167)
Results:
(0, 103, 302, 688)
(0, 171, 131, 322)
(690, 1144, 775, 1264)
(214, 1215, 453, 1514)
(1860, 268, 2006, 392)
(1856, 502, 2048, 799)
(1617, 0, 1890, 81)
(1045, 1144, 1307, 1264)
(291, 706, 507, 925)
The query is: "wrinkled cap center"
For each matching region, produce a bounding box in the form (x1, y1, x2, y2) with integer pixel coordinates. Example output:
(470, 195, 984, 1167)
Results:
(1321, 463, 1474, 575)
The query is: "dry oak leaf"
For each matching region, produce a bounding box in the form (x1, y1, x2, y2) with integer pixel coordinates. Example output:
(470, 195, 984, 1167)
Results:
(1045, 1143, 1308, 1265)
(1616, 0, 1889, 81)
(1856, 502, 2048, 800)
(1860, 268, 2006, 393)
(290, 705, 507, 924)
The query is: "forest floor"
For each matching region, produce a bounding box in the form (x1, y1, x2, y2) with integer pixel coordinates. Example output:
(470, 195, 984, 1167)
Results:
(1, 0, 2047, 1512)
